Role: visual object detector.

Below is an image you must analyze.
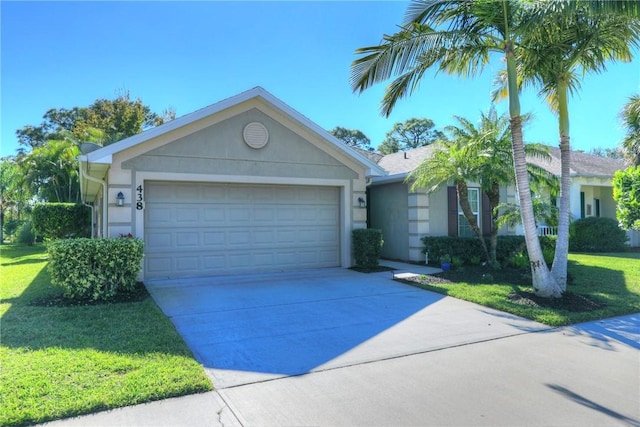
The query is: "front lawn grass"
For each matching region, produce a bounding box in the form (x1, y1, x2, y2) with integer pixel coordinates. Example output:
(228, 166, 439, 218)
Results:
(0, 244, 212, 427)
(403, 252, 640, 327)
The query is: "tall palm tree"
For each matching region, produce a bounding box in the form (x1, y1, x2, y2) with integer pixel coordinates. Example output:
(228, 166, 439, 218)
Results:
(621, 94, 640, 166)
(351, 0, 563, 297)
(506, 2, 640, 290)
(408, 107, 554, 266)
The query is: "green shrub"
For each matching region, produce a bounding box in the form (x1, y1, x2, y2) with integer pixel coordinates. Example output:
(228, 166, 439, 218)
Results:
(508, 252, 530, 269)
(352, 229, 383, 268)
(47, 238, 144, 301)
(422, 235, 558, 265)
(451, 256, 464, 269)
(3, 219, 26, 241)
(469, 255, 482, 265)
(569, 217, 628, 252)
(542, 247, 555, 266)
(16, 221, 36, 245)
(32, 203, 91, 240)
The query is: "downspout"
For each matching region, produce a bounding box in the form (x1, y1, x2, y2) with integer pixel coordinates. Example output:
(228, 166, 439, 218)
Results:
(79, 160, 108, 238)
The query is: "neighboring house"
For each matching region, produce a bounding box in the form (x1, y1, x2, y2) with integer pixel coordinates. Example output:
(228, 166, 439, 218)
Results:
(367, 145, 638, 262)
(79, 87, 385, 280)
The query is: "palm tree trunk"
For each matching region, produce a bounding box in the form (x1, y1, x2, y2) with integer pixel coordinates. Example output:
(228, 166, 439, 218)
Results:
(551, 84, 571, 291)
(511, 116, 562, 297)
(486, 182, 501, 267)
(502, 14, 562, 297)
(457, 181, 490, 263)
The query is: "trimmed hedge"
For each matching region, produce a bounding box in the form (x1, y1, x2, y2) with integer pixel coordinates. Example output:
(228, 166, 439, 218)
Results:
(353, 229, 384, 268)
(569, 217, 628, 252)
(32, 203, 91, 240)
(47, 238, 144, 301)
(422, 235, 557, 266)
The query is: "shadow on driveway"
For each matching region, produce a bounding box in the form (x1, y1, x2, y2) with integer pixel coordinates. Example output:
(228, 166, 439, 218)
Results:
(146, 269, 445, 382)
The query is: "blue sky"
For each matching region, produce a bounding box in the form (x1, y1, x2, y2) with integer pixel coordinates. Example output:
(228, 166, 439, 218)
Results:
(2, 1, 639, 157)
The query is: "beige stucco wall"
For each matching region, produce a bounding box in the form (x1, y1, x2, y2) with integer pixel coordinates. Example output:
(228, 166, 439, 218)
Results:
(98, 100, 369, 269)
(121, 109, 358, 180)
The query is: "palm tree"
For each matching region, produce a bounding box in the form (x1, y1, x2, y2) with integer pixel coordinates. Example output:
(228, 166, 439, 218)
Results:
(19, 139, 81, 203)
(621, 94, 640, 166)
(504, 3, 640, 291)
(408, 107, 554, 266)
(351, 0, 563, 297)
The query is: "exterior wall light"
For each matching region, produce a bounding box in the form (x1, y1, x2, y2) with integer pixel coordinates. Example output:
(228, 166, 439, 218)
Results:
(358, 197, 366, 209)
(116, 192, 125, 207)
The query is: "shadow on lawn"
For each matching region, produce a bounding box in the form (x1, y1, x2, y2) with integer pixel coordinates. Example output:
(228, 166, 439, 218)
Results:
(1, 257, 49, 267)
(1, 263, 191, 357)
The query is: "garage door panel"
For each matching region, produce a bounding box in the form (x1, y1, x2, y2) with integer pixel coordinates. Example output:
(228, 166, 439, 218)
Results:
(145, 182, 340, 278)
(147, 256, 173, 275)
(176, 232, 199, 247)
(176, 256, 199, 272)
(204, 207, 226, 222)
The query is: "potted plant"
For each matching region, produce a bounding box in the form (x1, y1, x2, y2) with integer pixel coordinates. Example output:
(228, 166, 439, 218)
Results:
(440, 254, 452, 271)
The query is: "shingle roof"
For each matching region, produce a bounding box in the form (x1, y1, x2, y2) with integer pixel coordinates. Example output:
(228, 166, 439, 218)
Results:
(527, 146, 626, 177)
(376, 144, 441, 175)
(376, 144, 626, 178)
(350, 146, 384, 164)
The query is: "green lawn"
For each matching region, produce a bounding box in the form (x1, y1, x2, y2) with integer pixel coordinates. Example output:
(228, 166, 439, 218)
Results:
(0, 244, 212, 427)
(406, 252, 640, 326)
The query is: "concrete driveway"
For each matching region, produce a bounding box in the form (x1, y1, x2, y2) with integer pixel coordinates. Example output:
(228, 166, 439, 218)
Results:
(145, 267, 550, 388)
(45, 267, 639, 426)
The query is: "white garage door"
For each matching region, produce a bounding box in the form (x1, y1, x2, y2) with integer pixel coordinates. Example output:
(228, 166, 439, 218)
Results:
(144, 182, 340, 278)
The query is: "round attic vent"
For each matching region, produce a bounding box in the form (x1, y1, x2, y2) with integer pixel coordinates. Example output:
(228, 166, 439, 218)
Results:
(243, 122, 269, 149)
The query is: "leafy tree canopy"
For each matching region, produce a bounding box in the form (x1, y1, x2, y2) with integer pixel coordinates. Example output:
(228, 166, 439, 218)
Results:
(15, 90, 175, 150)
(379, 118, 444, 154)
(329, 127, 373, 151)
(620, 94, 640, 166)
(613, 166, 640, 231)
(588, 147, 625, 159)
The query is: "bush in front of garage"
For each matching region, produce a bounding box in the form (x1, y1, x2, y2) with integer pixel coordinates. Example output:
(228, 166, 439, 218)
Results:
(47, 237, 144, 301)
(352, 228, 384, 269)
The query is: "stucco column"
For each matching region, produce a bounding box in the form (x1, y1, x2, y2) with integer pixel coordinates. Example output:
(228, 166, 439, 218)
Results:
(408, 190, 430, 262)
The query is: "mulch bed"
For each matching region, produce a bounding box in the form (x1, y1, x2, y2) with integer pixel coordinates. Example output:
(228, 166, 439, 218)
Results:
(506, 290, 606, 312)
(403, 264, 606, 312)
(30, 282, 150, 307)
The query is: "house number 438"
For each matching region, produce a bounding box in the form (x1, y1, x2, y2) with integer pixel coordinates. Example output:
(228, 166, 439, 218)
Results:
(136, 185, 144, 210)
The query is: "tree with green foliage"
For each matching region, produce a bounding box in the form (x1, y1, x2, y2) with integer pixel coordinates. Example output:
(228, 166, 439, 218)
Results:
(18, 139, 81, 203)
(379, 118, 443, 154)
(408, 107, 553, 266)
(589, 147, 624, 160)
(0, 158, 30, 244)
(329, 127, 373, 151)
(351, 0, 639, 297)
(351, 0, 563, 297)
(495, 1, 640, 291)
(15, 90, 174, 149)
(620, 94, 640, 166)
(613, 166, 640, 231)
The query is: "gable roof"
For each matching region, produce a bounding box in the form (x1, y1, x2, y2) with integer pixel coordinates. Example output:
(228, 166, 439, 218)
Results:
(373, 144, 625, 181)
(79, 86, 386, 177)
